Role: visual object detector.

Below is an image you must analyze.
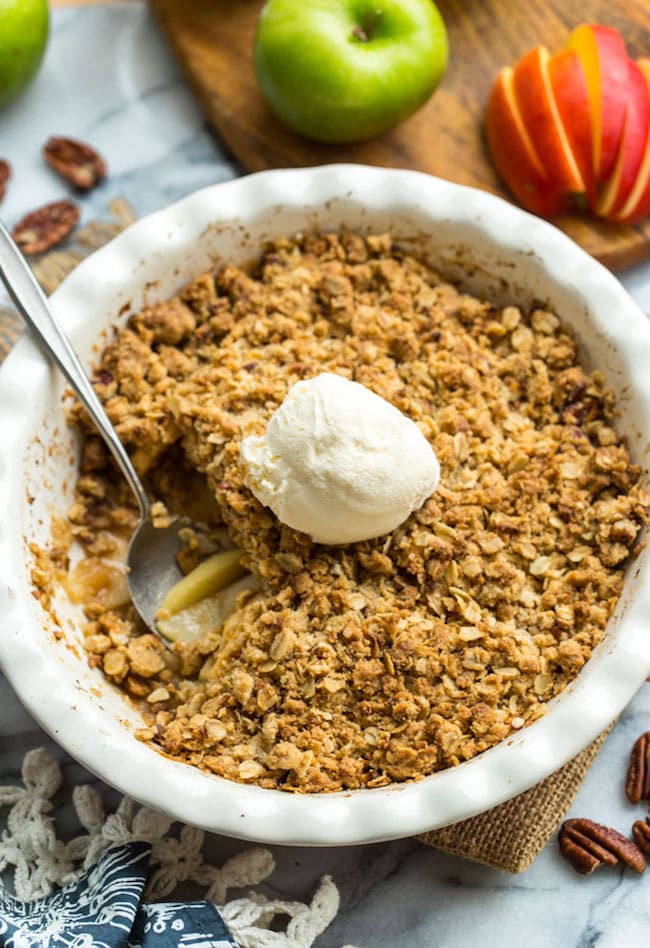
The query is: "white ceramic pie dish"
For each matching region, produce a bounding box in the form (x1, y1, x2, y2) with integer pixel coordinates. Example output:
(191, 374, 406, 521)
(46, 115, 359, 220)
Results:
(1, 165, 650, 846)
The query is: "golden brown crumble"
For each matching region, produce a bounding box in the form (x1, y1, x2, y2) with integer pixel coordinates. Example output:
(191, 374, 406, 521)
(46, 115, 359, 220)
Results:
(58, 231, 648, 792)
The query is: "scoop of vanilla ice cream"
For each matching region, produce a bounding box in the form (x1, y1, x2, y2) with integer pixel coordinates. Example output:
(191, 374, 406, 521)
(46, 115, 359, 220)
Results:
(239, 373, 440, 545)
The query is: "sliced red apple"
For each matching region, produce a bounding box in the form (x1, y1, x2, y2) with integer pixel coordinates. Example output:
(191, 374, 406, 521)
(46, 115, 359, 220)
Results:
(597, 58, 650, 217)
(512, 47, 587, 210)
(485, 27, 650, 225)
(548, 49, 596, 203)
(616, 59, 650, 224)
(485, 65, 563, 218)
(567, 24, 630, 183)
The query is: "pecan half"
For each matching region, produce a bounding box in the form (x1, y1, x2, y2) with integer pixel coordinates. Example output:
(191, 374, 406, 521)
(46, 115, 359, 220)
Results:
(43, 136, 106, 190)
(0, 160, 10, 202)
(626, 731, 650, 803)
(559, 818, 646, 875)
(632, 820, 650, 857)
(12, 200, 80, 256)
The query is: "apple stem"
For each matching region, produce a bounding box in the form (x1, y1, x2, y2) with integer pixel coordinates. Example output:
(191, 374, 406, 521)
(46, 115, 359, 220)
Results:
(351, 8, 383, 43)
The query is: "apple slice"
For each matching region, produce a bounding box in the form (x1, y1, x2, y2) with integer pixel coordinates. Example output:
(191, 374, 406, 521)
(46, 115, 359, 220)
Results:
(597, 58, 650, 217)
(616, 59, 650, 224)
(548, 49, 596, 204)
(157, 548, 246, 618)
(512, 47, 587, 210)
(485, 65, 564, 218)
(567, 24, 629, 183)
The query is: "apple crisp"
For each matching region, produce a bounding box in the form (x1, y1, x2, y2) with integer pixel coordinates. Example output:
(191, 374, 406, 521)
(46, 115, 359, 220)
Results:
(64, 231, 648, 792)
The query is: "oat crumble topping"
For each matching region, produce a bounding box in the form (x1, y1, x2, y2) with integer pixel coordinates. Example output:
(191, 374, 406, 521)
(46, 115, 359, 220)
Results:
(58, 231, 648, 792)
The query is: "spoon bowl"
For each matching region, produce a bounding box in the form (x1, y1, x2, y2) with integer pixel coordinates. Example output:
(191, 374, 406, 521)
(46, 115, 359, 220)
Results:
(126, 520, 185, 632)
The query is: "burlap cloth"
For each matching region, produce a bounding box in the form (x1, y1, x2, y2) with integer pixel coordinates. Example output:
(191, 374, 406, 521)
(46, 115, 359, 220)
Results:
(0, 200, 614, 873)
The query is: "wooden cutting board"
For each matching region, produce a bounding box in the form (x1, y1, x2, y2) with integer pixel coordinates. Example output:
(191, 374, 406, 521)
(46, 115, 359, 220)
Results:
(149, 0, 650, 271)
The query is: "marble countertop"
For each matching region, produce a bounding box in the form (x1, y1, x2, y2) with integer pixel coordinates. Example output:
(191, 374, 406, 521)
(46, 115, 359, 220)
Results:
(2, 6, 650, 946)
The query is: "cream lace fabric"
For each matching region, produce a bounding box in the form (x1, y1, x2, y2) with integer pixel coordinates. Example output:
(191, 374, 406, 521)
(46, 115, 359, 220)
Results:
(0, 749, 348, 948)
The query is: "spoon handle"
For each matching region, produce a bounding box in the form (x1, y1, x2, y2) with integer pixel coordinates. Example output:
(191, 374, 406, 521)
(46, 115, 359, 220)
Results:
(0, 220, 150, 521)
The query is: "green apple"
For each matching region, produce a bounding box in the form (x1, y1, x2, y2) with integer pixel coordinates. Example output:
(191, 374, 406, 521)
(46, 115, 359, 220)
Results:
(0, 0, 49, 110)
(254, 0, 448, 143)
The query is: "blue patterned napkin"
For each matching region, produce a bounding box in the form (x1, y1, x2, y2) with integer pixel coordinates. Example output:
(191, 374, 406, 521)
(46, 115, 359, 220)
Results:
(0, 841, 237, 947)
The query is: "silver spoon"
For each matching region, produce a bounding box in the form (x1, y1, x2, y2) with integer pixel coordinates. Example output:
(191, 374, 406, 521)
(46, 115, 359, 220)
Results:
(0, 220, 184, 634)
